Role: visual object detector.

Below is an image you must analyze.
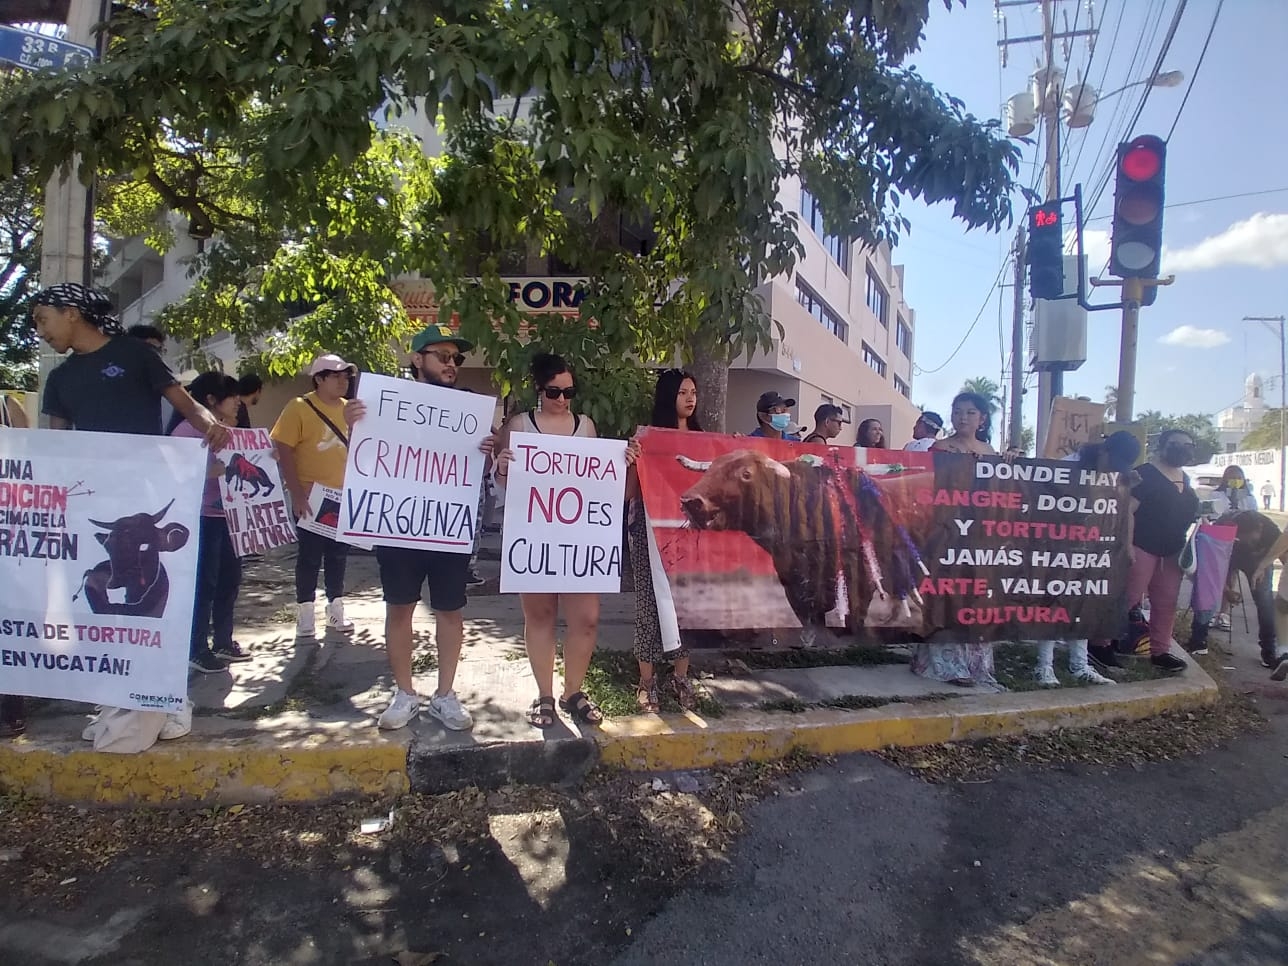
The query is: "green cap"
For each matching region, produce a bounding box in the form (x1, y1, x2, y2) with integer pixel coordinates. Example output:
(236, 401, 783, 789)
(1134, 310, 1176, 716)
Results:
(411, 323, 473, 354)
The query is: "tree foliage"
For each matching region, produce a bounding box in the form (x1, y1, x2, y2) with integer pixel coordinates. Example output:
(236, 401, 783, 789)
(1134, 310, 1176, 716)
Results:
(0, 168, 42, 390)
(1136, 410, 1222, 464)
(0, 0, 1024, 429)
(1239, 409, 1286, 452)
(959, 376, 1003, 414)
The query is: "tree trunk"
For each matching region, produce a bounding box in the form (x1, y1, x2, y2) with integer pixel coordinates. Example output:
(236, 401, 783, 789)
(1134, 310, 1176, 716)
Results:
(689, 342, 731, 434)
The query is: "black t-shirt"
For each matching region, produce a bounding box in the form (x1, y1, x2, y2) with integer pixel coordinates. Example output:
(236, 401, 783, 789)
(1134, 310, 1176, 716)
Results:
(42, 334, 179, 435)
(235, 401, 251, 429)
(1131, 462, 1200, 556)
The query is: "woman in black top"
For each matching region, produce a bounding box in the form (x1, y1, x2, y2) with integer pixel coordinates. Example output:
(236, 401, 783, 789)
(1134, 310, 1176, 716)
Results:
(1126, 429, 1201, 672)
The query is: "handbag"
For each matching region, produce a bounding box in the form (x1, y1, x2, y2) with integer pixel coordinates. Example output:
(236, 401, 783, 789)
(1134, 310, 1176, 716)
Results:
(1178, 520, 1201, 576)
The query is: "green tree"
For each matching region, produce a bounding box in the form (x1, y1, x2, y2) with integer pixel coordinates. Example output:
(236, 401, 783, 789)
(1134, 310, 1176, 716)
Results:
(0, 1, 1023, 428)
(0, 169, 41, 390)
(1136, 410, 1222, 464)
(1239, 409, 1286, 451)
(1103, 385, 1118, 420)
(959, 376, 1003, 414)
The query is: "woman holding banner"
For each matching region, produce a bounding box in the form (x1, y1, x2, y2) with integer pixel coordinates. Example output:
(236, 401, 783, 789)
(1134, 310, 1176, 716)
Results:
(170, 373, 250, 673)
(495, 353, 628, 729)
(914, 392, 1002, 687)
(626, 369, 703, 713)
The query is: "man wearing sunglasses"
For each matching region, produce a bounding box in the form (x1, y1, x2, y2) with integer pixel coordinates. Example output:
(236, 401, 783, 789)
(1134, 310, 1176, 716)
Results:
(346, 324, 497, 732)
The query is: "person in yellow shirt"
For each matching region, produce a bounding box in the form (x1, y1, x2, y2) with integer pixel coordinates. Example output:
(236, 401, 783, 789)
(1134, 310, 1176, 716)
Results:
(271, 354, 357, 638)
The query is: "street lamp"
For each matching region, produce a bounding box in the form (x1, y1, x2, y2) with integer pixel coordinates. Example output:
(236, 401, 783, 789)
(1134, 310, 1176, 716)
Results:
(1244, 314, 1287, 513)
(1095, 70, 1186, 102)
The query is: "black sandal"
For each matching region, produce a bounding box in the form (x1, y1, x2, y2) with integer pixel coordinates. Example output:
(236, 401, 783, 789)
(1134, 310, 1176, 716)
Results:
(527, 696, 557, 729)
(559, 691, 604, 726)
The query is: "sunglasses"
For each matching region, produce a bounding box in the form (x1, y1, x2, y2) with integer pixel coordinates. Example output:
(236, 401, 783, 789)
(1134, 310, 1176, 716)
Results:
(542, 385, 577, 400)
(420, 350, 466, 366)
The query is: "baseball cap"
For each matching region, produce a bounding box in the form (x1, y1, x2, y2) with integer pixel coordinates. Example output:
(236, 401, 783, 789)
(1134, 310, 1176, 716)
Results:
(411, 324, 474, 354)
(757, 391, 796, 412)
(917, 410, 944, 432)
(814, 403, 844, 422)
(307, 353, 356, 377)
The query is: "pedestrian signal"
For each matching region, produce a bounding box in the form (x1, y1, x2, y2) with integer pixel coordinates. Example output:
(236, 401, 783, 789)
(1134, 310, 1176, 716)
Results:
(1027, 203, 1064, 300)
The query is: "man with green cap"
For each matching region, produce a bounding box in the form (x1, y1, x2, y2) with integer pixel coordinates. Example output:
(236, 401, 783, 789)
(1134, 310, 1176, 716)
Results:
(345, 323, 498, 731)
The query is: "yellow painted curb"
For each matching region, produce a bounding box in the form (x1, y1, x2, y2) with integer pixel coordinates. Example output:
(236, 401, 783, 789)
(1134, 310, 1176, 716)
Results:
(594, 669, 1220, 772)
(0, 733, 411, 806)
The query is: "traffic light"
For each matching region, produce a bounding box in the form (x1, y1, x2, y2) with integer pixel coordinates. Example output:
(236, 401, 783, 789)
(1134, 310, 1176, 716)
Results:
(1109, 135, 1166, 280)
(1027, 202, 1064, 300)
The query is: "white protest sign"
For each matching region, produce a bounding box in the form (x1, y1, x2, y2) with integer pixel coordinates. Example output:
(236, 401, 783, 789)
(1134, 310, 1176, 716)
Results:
(0, 429, 203, 711)
(297, 484, 343, 540)
(219, 427, 296, 557)
(340, 373, 495, 553)
(499, 432, 627, 593)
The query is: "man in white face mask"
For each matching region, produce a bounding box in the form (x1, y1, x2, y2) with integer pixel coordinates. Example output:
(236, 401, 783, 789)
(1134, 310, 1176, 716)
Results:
(749, 391, 801, 441)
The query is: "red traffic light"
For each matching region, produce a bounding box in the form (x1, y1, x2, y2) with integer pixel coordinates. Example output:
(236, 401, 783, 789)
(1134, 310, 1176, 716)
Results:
(1120, 137, 1163, 181)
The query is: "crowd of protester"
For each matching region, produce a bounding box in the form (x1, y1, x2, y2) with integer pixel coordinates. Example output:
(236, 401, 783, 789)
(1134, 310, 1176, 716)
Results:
(3, 282, 1286, 743)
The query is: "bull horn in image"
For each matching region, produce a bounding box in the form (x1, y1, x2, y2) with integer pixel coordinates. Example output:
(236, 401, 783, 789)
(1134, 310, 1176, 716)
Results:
(676, 455, 711, 471)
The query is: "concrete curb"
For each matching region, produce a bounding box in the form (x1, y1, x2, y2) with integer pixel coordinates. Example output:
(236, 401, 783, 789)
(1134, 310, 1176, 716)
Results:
(594, 664, 1221, 771)
(0, 664, 1219, 805)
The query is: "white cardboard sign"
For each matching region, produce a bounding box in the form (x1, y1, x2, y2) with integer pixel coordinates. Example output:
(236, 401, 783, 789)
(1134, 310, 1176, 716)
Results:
(0, 429, 203, 711)
(218, 426, 296, 556)
(499, 431, 627, 593)
(339, 373, 495, 554)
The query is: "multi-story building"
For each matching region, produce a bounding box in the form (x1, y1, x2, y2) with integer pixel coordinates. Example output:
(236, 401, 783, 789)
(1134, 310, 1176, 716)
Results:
(97, 112, 922, 443)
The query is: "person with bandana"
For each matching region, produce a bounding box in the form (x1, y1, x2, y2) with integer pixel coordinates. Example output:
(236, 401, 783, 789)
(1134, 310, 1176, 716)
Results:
(33, 283, 228, 448)
(749, 391, 801, 441)
(1127, 429, 1201, 673)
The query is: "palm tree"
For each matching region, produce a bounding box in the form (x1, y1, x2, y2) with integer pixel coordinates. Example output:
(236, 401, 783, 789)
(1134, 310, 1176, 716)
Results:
(960, 377, 1002, 415)
(1104, 385, 1118, 420)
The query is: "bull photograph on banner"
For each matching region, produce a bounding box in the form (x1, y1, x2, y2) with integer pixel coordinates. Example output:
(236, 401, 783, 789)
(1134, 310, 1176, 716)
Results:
(0, 430, 203, 710)
(636, 428, 1129, 647)
(219, 427, 296, 557)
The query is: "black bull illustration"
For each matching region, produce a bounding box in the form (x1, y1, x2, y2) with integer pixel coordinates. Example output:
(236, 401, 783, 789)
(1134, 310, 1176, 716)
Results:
(76, 500, 190, 618)
(677, 449, 925, 635)
(225, 453, 275, 496)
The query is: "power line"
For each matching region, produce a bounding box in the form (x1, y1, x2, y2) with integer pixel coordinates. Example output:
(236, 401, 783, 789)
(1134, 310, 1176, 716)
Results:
(914, 258, 1010, 375)
(1082, 185, 1288, 222)
(1165, 0, 1224, 142)
(1065, 0, 1129, 177)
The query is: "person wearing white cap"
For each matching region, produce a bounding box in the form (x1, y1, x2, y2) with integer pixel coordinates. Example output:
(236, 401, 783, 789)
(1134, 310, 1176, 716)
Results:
(271, 353, 359, 639)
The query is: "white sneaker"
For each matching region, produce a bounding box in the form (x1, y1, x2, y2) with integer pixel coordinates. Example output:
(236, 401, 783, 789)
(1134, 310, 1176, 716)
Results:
(1071, 665, 1115, 685)
(377, 689, 421, 730)
(326, 598, 355, 634)
(296, 602, 316, 639)
(426, 690, 474, 731)
(1034, 665, 1060, 688)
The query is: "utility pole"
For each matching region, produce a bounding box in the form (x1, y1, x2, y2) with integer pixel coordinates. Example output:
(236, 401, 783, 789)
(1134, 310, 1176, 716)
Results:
(997, 0, 1096, 453)
(1244, 315, 1287, 512)
(1009, 223, 1026, 450)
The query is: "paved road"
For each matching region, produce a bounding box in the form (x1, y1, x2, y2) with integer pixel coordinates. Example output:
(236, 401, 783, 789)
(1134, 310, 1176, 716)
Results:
(5, 637, 1288, 965)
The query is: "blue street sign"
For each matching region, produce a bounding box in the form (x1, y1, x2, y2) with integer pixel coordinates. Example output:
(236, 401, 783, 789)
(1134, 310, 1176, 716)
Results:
(0, 24, 95, 72)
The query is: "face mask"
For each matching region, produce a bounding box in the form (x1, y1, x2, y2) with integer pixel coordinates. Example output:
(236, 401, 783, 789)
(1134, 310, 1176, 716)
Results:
(769, 413, 791, 432)
(1161, 443, 1194, 467)
(1230, 478, 1244, 489)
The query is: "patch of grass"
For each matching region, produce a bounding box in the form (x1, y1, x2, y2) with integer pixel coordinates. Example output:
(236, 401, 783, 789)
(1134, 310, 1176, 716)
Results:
(758, 693, 957, 714)
(992, 642, 1167, 691)
(721, 645, 910, 670)
(582, 650, 724, 719)
(411, 646, 439, 674)
(758, 698, 810, 714)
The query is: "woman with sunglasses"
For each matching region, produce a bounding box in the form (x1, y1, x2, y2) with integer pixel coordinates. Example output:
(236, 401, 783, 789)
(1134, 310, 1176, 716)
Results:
(496, 352, 607, 729)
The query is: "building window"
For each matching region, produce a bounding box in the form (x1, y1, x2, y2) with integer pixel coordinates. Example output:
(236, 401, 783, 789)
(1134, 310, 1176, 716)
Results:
(795, 280, 848, 342)
(896, 318, 912, 357)
(894, 374, 911, 398)
(841, 403, 852, 423)
(862, 342, 887, 378)
(800, 188, 850, 274)
(865, 268, 888, 327)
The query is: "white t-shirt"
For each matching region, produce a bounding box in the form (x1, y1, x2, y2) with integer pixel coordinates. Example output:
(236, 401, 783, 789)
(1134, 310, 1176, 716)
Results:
(903, 438, 936, 452)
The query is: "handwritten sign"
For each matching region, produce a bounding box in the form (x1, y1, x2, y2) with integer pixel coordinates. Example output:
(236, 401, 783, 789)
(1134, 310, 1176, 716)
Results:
(219, 427, 295, 556)
(1042, 396, 1107, 459)
(0, 430, 202, 710)
(500, 433, 627, 593)
(339, 373, 496, 553)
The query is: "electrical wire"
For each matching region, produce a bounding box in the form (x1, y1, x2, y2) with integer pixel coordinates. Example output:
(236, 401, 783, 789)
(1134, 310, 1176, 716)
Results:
(1165, 0, 1224, 141)
(1081, 186, 1288, 222)
(1066, 0, 1130, 180)
(914, 257, 1010, 375)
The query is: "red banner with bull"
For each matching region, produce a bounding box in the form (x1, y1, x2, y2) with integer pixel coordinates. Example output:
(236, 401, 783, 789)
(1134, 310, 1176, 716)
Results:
(220, 427, 296, 557)
(636, 429, 1128, 648)
(0, 430, 203, 710)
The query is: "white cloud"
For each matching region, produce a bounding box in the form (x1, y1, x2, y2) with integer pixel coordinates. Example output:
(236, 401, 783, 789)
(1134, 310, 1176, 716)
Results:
(1158, 325, 1231, 349)
(1163, 212, 1288, 272)
(1067, 227, 1111, 273)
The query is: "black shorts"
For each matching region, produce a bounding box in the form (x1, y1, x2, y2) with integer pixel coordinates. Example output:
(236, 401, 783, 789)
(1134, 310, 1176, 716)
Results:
(376, 546, 470, 611)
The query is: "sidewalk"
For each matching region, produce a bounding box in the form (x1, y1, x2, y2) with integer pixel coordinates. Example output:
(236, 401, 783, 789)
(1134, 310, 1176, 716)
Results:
(0, 537, 1224, 805)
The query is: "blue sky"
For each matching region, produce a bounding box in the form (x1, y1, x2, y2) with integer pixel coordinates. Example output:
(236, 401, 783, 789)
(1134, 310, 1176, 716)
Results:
(896, 0, 1287, 428)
